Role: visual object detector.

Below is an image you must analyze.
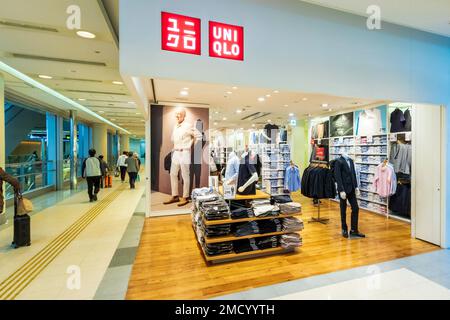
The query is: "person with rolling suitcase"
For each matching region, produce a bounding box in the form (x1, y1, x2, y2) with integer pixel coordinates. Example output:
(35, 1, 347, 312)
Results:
(98, 155, 109, 189)
(13, 192, 32, 248)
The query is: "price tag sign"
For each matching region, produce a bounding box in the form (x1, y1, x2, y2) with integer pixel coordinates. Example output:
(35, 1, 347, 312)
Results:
(405, 132, 412, 141)
(367, 135, 373, 143)
(317, 139, 322, 145)
(223, 183, 236, 199)
(390, 133, 397, 142)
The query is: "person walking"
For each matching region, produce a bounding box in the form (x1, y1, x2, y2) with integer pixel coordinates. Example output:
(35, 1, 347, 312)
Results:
(125, 152, 140, 189)
(117, 151, 128, 183)
(82, 149, 102, 202)
(98, 155, 109, 189)
(0, 167, 21, 217)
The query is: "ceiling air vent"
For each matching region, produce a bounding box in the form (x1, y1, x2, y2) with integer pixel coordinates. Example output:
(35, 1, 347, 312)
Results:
(65, 89, 127, 96)
(241, 112, 271, 121)
(12, 53, 107, 67)
(0, 20, 58, 33)
(63, 77, 103, 83)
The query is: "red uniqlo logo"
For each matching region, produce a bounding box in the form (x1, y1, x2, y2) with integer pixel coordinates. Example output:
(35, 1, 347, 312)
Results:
(209, 21, 244, 61)
(161, 12, 201, 55)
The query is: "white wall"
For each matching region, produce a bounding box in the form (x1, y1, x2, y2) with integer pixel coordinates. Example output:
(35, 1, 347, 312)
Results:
(120, 0, 450, 105)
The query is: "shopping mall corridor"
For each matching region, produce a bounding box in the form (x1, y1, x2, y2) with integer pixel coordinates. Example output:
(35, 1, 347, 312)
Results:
(0, 177, 145, 300)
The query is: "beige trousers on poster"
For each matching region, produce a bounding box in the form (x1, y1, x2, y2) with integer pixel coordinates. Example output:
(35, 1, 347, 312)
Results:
(170, 150, 191, 198)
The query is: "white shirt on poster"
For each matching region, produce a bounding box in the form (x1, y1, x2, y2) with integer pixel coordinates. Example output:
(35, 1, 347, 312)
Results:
(357, 108, 382, 136)
(172, 121, 203, 150)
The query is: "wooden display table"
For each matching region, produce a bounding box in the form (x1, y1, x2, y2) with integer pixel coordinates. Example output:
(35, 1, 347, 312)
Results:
(194, 189, 302, 264)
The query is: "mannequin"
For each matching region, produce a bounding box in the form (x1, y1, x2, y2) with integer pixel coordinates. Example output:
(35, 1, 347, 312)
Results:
(224, 151, 240, 185)
(333, 153, 365, 239)
(236, 147, 259, 195)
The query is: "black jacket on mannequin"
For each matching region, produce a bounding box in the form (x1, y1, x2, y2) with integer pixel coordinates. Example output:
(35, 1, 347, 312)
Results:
(333, 156, 358, 194)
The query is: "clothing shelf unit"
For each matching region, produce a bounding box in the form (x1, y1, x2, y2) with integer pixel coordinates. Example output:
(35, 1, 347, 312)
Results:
(193, 189, 302, 264)
(260, 143, 291, 196)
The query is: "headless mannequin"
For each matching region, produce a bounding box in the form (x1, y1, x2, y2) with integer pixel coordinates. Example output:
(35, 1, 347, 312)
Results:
(335, 153, 365, 238)
(224, 151, 239, 185)
(237, 149, 259, 193)
(339, 153, 360, 199)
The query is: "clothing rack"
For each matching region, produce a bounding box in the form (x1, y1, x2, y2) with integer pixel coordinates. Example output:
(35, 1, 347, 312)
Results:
(307, 160, 330, 224)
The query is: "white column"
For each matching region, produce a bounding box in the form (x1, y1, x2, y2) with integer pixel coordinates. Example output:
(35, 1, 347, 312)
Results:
(0, 73, 6, 225)
(69, 110, 78, 190)
(92, 124, 108, 162)
(145, 104, 151, 218)
(120, 134, 130, 153)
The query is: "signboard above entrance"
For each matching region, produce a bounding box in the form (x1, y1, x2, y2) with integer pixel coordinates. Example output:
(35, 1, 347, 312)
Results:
(209, 21, 244, 61)
(161, 12, 201, 55)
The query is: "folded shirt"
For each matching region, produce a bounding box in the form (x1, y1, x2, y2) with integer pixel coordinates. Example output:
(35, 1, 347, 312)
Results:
(280, 233, 303, 249)
(282, 217, 304, 232)
(279, 202, 302, 214)
(271, 195, 293, 204)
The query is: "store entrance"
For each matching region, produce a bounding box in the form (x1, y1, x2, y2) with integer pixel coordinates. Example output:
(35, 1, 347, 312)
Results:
(132, 80, 444, 299)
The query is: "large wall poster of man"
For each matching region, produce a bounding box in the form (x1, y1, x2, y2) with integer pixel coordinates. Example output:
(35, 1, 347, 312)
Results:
(151, 105, 209, 212)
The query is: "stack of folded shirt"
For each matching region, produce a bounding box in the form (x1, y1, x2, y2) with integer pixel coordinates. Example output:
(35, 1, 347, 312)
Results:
(253, 204, 280, 217)
(230, 207, 254, 219)
(280, 233, 303, 249)
(202, 223, 231, 237)
(233, 238, 259, 253)
(200, 199, 230, 221)
(258, 219, 282, 234)
(192, 187, 215, 201)
(271, 195, 293, 204)
(282, 217, 304, 232)
(256, 236, 279, 250)
(234, 221, 260, 237)
(279, 202, 302, 214)
(204, 242, 233, 256)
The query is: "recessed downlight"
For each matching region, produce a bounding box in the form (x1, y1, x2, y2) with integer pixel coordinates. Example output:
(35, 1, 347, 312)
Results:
(76, 30, 96, 39)
(321, 103, 329, 108)
(302, 97, 308, 101)
(78, 98, 86, 101)
(222, 117, 227, 121)
(112, 81, 123, 85)
(38, 75, 52, 79)
(180, 90, 189, 96)
(232, 86, 238, 90)
(267, 119, 272, 123)
(236, 109, 242, 114)
(214, 122, 218, 126)
(283, 104, 289, 107)
(252, 124, 256, 127)
(273, 90, 280, 94)
(289, 113, 294, 117)
(266, 94, 271, 98)
(226, 91, 233, 95)
(258, 97, 265, 102)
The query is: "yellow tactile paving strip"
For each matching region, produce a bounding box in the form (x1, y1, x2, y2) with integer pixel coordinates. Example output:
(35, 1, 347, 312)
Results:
(0, 186, 125, 300)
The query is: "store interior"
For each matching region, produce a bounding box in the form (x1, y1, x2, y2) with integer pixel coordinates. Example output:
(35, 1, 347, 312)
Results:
(131, 79, 444, 299)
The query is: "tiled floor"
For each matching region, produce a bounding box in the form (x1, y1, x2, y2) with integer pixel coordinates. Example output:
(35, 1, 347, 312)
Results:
(0, 178, 146, 300)
(94, 195, 146, 300)
(215, 250, 450, 300)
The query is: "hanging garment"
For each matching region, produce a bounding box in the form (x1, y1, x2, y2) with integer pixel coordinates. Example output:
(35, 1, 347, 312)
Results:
(389, 143, 412, 175)
(310, 144, 329, 162)
(390, 108, 406, 133)
(224, 153, 240, 180)
(404, 109, 412, 132)
(373, 164, 394, 197)
(356, 108, 383, 136)
(284, 165, 301, 192)
(301, 166, 336, 199)
(389, 182, 411, 218)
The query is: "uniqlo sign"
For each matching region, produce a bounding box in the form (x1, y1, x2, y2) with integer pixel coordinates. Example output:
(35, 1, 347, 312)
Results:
(161, 12, 201, 55)
(209, 21, 244, 61)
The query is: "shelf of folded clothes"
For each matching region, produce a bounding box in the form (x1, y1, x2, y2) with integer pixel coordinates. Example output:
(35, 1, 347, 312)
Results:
(202, 212, 302, 226)
(218, 187, 271, 200)
(200, 246, 295, 262)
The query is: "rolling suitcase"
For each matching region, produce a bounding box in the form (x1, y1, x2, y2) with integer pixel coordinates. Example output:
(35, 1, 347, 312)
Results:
(12, 194, 31, 249)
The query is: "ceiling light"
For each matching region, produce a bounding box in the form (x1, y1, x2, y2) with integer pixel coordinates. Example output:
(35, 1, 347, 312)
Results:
(136, 112, 141, 115)
(273, 90, 279, 94)
(180, 90, 189, 96)
(258, 97, 265, 102)
(283, 104, 289, 107)
(328, 108, 333, 112)
(321, 103, 329, 108)
(222, 117, 227, 121)
(232, 86, 238, 90)
(215, 111, 219, 114)
(289, 113, 294, 117)
(128, 101, 136, 104)
(236, 109, 242, 114)
(240, 128, 244, 130)
(183, 87, 189, 91)
(76, 30, 96, 39)
(252, 124, 256, 127)
(112, 81, 123, 85)
(78, 98, 86, 101)
(38, 75, 52, 79)
(302, 98, 308, 101)
(226, 91, 233, 95)
(267, 119, 272, 123)
(0, 61, 129, 134)
(266, 94, 271, 98)
(214, 122, 218, 126)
